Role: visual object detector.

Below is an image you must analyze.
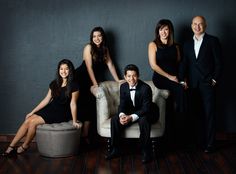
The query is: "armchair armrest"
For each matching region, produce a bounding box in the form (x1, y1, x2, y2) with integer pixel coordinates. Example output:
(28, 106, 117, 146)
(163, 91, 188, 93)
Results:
(158, 89, 169, 99)
(94, 86, 110, 126)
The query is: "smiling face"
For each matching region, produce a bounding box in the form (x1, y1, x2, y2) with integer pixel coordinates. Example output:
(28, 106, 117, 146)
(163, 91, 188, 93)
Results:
(191, 16, 207, 37)
(92, 31, 103, 47)
(59, 63, 70, 79)
(124, 70, 138, 87)
(159, 25, 170, 41)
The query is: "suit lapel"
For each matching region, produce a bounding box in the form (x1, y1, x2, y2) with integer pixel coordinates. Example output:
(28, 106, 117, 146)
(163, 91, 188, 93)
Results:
(124, 83, 134, 106)
(134, 81, 141, 107)
(190, 40, 197, 60)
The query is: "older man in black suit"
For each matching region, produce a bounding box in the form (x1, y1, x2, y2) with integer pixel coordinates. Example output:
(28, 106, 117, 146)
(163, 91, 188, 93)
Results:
(179, 16, 222, 153)
(105, 64, 158, 163)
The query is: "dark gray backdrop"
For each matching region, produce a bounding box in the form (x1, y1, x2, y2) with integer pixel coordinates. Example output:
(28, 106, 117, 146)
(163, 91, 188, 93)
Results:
(0, 0, 235, 134)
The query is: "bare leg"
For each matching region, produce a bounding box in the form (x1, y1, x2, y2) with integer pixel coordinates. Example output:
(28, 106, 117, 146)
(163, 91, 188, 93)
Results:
(4, 115, 44, 154)
(4, 122, 29, 154)
(17, 115, 45, 153)
(9, 123, 29, 147)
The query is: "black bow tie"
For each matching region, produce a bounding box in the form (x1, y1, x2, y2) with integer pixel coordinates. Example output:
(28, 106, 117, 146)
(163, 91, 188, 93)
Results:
(130, 88, 136, 91)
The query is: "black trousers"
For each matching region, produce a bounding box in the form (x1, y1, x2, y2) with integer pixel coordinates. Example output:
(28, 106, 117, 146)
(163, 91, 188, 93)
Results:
(189, 82, 216, 148)
(110, 115, 151, 152)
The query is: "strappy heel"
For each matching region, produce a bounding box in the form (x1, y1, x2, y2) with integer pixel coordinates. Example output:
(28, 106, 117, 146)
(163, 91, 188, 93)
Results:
(17, 145, 29, 154)
(1, 146, 17, 157)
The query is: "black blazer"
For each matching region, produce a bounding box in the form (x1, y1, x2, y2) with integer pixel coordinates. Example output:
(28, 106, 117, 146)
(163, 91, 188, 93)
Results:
(118, 80, 153, 118)
(179, 33, 222, 88)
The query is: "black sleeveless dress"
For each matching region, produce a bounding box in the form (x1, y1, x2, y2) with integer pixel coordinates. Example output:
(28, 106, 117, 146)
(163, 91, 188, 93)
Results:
(35, 82, 79, 124)
(152, 44, 186, 112)
(75, 57, 107, 122)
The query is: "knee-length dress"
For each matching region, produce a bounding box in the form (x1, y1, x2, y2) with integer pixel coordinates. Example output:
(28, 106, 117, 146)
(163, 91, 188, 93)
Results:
(35, 82, 79, 124)
(75, 59, 107, 122)
(152, 44, 186, 112)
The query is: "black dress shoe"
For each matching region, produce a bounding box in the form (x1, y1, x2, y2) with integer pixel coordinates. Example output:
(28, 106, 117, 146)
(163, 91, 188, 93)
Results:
(105, 149, 120, 160)
(142, 151, 152, 164)
(204, 145, 215, 153)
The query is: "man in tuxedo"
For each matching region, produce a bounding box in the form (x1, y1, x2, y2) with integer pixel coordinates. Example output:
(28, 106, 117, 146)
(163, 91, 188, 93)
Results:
(179, 16, 222, 153)
(105, 64, 159, 163)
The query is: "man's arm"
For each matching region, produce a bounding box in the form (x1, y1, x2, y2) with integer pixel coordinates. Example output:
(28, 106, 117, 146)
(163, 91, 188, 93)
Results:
(134, 85, 152, 117)
(212, 36, 222, 83)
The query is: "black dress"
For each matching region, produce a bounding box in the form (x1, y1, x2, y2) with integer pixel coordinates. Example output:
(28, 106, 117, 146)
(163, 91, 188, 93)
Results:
(152, 44, 186, 112)
(75, 58, 107, 122)
(152, 44, 187, 145)
(35, 82, 79, 124)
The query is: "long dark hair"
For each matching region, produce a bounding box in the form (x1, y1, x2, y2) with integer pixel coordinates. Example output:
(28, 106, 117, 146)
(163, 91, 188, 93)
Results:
(50, 59, 75, 98)
(154, 19, 174, 48)
(89, 26, 108, 62)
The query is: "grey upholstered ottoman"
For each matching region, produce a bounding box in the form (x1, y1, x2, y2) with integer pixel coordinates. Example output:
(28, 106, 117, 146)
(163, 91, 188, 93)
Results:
(36, 121, 82, 158)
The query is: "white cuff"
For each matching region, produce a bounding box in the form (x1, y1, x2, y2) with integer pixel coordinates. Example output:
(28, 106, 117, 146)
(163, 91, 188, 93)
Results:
(119, 112, 125, 117)
(212, 79, 216, 83)
(131, 114, 139, 122)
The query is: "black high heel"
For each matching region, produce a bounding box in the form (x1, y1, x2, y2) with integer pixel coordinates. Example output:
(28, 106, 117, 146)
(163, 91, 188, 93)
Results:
(1, 146, 17, 157)
(17, 145, 29, 154)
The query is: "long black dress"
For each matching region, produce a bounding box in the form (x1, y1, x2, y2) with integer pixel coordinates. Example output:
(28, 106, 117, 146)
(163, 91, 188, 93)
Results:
(35, 81, 79, 124)
(152, 44, 187, 146)
(75, 58, 107, 122)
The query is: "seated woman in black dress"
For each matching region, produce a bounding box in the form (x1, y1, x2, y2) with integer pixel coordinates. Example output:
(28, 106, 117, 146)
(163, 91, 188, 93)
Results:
(148, 19, 187, 146)
(2, 59, 81, 157)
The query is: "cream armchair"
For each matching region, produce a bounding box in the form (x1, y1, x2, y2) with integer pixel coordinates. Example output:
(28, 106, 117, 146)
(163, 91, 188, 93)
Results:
(94, 81, 169, 153)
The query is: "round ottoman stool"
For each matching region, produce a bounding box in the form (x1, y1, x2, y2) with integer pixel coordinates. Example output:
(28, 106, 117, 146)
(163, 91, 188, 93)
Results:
(36, 121, 82, 158)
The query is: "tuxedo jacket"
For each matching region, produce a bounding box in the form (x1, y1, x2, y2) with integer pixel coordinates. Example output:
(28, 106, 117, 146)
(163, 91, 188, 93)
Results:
(118, 80, 158, 121)
(179, 33, 222, 88)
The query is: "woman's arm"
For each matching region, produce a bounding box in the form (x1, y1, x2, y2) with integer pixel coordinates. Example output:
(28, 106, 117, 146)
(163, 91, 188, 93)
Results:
(148, 42, 178, 83)
(70, 90, 80, 128)
(83, 44, 98, 86)
(26, 89, 52, 118)
(106, 50, 120, 82)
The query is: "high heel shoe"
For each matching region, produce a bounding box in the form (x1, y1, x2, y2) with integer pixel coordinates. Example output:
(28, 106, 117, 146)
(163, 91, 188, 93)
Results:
(17, 145, 29, 154)
(1, 146, 17, 157)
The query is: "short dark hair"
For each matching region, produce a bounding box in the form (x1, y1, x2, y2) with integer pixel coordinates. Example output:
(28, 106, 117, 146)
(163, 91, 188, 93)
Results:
(124, 64, 139, 76)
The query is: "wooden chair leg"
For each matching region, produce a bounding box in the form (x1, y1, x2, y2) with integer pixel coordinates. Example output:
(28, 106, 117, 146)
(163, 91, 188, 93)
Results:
(151, 138, 158, 156)
(107, 138, 111, 153)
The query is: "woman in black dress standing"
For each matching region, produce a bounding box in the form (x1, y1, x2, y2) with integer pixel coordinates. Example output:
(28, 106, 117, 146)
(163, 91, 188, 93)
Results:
(2, 59, 80, 156)
(148, 19, 187, 147)
(75, 27, 120, 143)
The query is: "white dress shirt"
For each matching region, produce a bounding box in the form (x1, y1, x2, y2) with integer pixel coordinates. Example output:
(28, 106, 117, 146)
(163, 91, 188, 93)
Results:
(119, 84, 139, 122)
(193, 33, 205, 58)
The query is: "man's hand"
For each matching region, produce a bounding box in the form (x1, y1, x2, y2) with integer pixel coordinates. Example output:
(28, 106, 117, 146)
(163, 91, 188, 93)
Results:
(119, 115, 132, 125)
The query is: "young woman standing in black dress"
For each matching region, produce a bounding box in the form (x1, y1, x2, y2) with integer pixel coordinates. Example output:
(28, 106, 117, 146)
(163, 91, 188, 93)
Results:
(75, 27, 121, 143)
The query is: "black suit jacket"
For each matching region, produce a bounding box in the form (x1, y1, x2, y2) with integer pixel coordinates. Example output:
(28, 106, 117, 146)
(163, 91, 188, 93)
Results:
(179, 33, 222, 88)
(118, 80, 158, 121)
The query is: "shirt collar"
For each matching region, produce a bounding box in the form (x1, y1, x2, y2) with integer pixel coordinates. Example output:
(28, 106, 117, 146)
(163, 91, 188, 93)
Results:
(193, 33, 205, 41)
(129, 83, 138, 90)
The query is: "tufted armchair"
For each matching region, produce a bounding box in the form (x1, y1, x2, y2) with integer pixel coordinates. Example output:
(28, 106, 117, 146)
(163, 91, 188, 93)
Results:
(94, 81, 169, 153)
